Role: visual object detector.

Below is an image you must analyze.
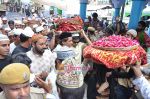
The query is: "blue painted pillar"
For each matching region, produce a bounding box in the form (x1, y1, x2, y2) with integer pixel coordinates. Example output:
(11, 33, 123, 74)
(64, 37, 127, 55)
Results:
(128, 0, 146, 29)
(114, 8, 121, 18)
(80, 0, 88, 20)
(111, 0, 126, 22)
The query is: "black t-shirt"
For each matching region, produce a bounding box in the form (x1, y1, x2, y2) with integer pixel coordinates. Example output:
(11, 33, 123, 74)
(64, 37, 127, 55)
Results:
(0, 56, 12, 71)
(12, 45, 31, 56)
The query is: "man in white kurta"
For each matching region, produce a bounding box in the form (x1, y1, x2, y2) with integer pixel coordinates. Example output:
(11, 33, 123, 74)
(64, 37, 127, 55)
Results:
(26, 34, 59, 98)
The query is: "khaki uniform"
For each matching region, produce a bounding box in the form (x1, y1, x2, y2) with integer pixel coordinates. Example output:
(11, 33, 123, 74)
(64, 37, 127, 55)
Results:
(0, 87, 46, 99)
(0, 92, 45, 99)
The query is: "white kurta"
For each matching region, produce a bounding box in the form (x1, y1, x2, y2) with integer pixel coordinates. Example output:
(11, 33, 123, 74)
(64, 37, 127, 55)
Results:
(132, 76, 150, 99)
(27, 49, 57, 74)
(9, 42, 16, 54)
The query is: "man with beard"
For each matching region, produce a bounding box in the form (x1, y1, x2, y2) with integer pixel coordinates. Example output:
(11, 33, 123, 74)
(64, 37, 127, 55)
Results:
(2, 17, 8, 29)
(27, 34, 57, 74)
(0, 34, 12, 71)
(26, 34, 58, 98)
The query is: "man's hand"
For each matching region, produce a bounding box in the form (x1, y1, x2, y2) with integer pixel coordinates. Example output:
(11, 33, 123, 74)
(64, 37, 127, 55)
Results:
(97, 82, 109, 94)
(80, 29, 86, 36)
(35, 77, 52, 93)
(51, 29, 55, 36)
(38, 71, 48, 81)
(80, 29, 92, 45)
(106, 72, 112, 77)
(130, 61, 143, 78)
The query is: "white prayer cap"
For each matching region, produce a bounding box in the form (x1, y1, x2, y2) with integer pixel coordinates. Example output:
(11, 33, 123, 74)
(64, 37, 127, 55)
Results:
(36, 26, 44, 33)
(23, 19, 28, 23)
(15, 20, 22, 25)
(28, 17, 32, 21)
(72, 33, 79, 37)
(0, 34, 9, 41)
(4, 27, 11, 31)
(22, 27, 34, 37)
(33, 24, 38, 29)
(14, 29, 24, 36)
(2, 17, 7, 20)
(127, 29, 137, 38)
(8, 31, 14, 36)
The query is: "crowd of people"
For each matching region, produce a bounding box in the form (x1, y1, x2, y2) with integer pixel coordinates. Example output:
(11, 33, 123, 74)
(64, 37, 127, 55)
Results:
(6, 2, 45, 17)
(0, 11, 150, 99)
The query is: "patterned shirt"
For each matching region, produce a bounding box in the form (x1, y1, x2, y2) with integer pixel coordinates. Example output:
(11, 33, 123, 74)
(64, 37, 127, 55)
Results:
(27, 49, 57, 74)
(57, 58, 84, 88)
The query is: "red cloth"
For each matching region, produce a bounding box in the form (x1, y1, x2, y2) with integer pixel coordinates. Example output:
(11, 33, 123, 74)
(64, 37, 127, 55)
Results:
(83, 45, 147, 69)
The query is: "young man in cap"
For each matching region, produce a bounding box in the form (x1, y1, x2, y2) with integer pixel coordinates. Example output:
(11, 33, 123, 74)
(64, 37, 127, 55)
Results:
(59, 32, 73, 47)
(12, 27, 34, 55)
(72, 32, 87, 65)
(0, 63, 56, 99)
(35, 26, 48, 36)
(53, 32, 73, 52)
(0, 34, 11, 71)
(7, 31, 15, 43)
(10, 29, 23, 54)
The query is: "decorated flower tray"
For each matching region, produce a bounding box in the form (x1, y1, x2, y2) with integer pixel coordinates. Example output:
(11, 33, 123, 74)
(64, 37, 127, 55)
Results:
(92, 44, 139, 51)
(83, 35, 147, 69)
(55, 30, 81, 33)
(83, 45, 147, 69)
